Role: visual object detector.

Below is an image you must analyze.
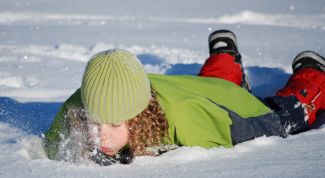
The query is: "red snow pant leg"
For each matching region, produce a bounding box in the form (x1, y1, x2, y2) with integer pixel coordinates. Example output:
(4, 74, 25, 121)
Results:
(198, 53, 243, 87)
(276, 68, 325, 125)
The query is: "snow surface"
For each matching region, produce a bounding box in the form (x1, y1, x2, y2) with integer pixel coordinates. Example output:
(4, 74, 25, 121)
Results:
(1, 0, 325, 177)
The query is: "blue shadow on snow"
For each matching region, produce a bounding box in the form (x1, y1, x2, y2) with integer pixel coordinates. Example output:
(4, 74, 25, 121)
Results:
(0, 97, 62, 135)
(246, 66, 291, 98)
(137, 54, 165, 65)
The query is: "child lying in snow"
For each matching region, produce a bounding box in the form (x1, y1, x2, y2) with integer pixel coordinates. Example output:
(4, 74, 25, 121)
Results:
(43, 30, 325, 165)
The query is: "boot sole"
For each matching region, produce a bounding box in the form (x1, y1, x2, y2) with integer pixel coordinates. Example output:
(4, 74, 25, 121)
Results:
(209, 30, 238, 49)
(292, 51, 325, 72)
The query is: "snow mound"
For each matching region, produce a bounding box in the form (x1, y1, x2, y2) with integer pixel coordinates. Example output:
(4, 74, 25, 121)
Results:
(1, 11, 324, 30)
(0, 11, 134, 25)
(0, 76, 24, 88)
(0, 43, 206, 101)
(1, 121, 325, 178)
(217, 11, 325, 30)
(0, 89, 74, 102)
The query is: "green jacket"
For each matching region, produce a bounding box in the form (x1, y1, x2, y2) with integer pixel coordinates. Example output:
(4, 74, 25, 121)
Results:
(44, 74, 285, 159)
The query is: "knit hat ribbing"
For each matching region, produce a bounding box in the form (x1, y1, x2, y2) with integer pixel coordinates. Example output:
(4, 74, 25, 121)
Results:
(81, 49, 150, 124)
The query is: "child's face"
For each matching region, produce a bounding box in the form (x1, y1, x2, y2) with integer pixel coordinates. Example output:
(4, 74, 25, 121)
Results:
(88, 121, 129, 156)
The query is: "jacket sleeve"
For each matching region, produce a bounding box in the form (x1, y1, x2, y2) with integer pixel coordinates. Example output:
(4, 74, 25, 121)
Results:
(43, 89, 82, 160)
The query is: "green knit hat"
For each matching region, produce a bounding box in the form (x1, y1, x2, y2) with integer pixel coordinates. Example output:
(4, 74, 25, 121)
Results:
(81, 49, 151, 124)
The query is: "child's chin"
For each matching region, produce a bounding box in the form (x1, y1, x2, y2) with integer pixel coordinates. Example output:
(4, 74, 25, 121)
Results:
(101, 147, 117, 156)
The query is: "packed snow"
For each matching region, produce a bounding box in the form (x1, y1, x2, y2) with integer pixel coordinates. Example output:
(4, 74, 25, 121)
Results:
(0, 0, 325, 177)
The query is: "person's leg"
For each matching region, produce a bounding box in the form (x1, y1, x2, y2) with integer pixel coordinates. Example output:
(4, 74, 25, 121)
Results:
(266, 51, 325, 134)
(198, 30, 250, 91)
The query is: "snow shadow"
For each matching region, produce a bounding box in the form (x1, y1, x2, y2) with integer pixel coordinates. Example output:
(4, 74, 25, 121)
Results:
(165, 63, 202, 75)
(0, 97, 62, 135)
(246, 66, 291, 98)
(137, 54, 165, 65)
